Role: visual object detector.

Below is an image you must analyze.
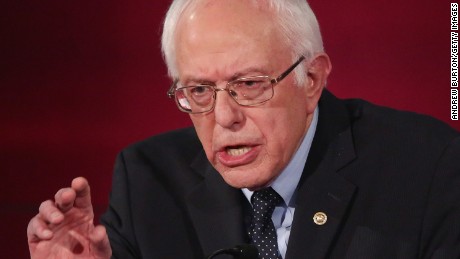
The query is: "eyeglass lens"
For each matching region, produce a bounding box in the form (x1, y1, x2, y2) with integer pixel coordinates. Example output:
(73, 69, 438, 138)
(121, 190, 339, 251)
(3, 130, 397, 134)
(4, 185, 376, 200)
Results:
(175, 77, 273, 113)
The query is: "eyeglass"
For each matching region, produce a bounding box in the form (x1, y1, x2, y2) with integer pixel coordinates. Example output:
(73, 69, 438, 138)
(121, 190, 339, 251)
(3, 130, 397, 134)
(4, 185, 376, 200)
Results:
(167, 56, 305, 114)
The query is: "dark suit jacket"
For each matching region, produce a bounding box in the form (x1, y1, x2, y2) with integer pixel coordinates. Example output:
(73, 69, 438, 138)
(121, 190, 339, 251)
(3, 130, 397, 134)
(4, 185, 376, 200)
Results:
(100, 90, 460, 258)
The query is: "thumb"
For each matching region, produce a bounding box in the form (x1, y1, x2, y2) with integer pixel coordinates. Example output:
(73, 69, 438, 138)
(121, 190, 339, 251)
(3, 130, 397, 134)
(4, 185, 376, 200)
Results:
(90, 225, 112, 258)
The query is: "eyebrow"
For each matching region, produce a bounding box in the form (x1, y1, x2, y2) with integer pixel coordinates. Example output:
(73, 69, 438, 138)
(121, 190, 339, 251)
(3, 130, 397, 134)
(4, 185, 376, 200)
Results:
(181, 66, 272, 84)
(230, 66, 271, 79)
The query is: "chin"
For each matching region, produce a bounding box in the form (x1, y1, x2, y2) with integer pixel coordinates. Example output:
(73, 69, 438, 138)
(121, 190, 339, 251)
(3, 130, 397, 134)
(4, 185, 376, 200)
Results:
(219, 168, 272, 190)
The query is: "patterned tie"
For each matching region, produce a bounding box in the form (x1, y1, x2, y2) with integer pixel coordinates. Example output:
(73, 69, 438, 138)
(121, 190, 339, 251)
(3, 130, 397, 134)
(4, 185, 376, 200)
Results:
(248, 187, 284, 259)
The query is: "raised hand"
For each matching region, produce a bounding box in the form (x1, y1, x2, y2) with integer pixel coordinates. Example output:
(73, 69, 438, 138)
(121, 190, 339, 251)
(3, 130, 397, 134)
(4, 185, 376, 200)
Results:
(27, 177, 112, 259)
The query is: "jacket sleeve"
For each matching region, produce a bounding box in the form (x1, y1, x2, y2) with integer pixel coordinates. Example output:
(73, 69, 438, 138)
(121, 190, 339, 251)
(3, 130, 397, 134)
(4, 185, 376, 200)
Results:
(100, 151, 141, 259)
(420, 136, 460, 258)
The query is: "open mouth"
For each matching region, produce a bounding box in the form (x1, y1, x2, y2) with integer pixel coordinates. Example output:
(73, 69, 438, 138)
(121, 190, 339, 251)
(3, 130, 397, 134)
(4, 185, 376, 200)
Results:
(217, 144, 260, 167)
(226, 146, 252, 156)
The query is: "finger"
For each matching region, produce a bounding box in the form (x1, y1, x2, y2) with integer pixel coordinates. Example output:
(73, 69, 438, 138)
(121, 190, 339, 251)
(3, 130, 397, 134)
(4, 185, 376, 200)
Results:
(90, 225, 112, 258)
(54, 187, 77, 213)
(71, 177, 93, 209)
(27, 215, 53, 242)
(39, 200, 64, 224)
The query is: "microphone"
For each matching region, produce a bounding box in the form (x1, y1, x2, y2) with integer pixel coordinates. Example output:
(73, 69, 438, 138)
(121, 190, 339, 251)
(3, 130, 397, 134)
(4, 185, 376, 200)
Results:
(206, 244, 258, 259)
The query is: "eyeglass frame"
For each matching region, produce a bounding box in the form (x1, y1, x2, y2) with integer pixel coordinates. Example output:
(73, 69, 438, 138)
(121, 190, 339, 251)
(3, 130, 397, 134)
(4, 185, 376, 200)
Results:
(167, 56, 306, 114)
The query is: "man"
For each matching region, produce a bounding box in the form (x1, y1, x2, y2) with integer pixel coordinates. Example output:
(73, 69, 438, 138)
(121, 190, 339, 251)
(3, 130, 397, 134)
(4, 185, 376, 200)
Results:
(27, 0, 460, 258)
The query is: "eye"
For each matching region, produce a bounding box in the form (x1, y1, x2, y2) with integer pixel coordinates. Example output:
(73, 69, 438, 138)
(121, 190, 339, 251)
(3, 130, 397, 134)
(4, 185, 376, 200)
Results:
(244, 81, 256, 86)
(229, 77, 271, 102)
(241, 80, 264, 88)
(232, 77, 270, 90)
(190, 85, 212, 96)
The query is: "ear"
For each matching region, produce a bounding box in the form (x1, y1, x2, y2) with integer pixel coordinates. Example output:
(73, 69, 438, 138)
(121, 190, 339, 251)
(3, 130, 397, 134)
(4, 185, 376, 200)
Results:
(303, 53, 332, 112)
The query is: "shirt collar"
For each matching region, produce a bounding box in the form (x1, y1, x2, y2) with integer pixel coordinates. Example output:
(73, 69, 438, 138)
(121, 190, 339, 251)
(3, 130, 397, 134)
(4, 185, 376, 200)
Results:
(243, 107, 319, 206)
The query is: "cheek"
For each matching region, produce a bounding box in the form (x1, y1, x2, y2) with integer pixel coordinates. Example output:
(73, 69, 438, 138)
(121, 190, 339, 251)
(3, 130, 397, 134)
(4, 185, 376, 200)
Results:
(190, 116, 215, 157)
(252, 113, 291, 164)
(261, 92, 310, 155)
(284, 89, 310, 129)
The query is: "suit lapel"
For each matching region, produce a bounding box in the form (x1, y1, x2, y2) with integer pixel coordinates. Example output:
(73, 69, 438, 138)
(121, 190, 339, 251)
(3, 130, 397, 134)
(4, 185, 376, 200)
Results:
(286, 90, 359, 259)
(185, 151, 249, 256)
(286, 127, 357, 259)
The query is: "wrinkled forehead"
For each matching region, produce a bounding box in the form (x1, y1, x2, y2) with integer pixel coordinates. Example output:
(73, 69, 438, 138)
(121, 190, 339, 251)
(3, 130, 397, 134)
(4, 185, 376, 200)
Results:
(175, 0, 284, 54)
(176, 1, 286, 74)
(177, 0, 279, 38)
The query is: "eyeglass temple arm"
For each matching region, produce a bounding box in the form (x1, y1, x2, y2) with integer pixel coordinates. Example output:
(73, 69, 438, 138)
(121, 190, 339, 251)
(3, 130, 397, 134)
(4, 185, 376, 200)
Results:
(167, 80, 178, 98)
(271, 56, 305, 84)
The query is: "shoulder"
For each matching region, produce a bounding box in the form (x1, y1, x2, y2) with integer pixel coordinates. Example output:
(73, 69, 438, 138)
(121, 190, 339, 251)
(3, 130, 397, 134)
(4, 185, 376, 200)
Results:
(110, 127, 205, 197)
(319, 95, 460, 257)
(127, 127, 200, 150)
(119, 127, 203, 166)
(343, 98, 459, 151)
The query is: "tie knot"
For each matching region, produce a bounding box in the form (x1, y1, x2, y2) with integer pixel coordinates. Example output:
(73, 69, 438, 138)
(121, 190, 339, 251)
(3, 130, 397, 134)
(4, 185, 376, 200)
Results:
(251, 187, 284, 216)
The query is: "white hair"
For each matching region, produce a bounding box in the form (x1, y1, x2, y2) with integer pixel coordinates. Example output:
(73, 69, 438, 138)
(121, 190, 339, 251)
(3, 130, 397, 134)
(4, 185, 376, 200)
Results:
(161, 0, 324, 85)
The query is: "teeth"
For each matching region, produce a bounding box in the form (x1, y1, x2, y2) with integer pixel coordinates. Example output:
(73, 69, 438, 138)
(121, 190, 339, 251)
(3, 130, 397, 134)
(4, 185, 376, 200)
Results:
(226, 146, 251, 156)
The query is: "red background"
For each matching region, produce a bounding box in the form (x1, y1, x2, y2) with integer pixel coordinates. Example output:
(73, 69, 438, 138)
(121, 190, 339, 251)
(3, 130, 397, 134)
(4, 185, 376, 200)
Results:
(1, 0, 459, 257)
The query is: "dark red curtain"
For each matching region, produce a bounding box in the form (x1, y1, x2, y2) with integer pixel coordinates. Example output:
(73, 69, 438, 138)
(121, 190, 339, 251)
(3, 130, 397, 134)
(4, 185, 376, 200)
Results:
(1, 0, 458, 257)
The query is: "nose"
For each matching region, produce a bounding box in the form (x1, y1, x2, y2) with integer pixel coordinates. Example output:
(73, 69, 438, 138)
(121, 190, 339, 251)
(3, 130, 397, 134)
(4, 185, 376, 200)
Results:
(213, 90, 244, 129)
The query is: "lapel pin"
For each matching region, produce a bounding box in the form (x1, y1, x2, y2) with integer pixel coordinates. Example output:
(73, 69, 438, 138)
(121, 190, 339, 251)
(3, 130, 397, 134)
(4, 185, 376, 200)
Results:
(313, 212, 327, 225)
